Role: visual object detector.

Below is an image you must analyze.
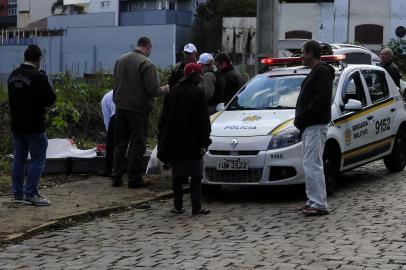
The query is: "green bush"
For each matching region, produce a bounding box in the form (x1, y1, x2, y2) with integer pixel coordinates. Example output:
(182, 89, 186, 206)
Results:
(1, 67, 171, 173)
(386, 39, 406, 74)
(47, 72, 112, 143)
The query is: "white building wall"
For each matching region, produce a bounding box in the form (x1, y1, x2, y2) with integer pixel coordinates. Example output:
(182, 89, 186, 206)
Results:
(222, 17, 256, 54)
(279, 3, 320, 40)
(348, 0, 390, 48)
(64, 0, 90, 5)
(332, 0, 349, 43)
(390, 0, 406, 40)
(319, 3, 335, 43)
(89, 0, 118, 13)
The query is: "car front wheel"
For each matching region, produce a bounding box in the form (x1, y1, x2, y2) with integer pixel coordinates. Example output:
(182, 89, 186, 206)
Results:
(384, 129, 406, 172)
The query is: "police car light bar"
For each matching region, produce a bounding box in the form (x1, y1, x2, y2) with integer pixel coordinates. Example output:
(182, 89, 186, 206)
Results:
(261, 55, 346, 65)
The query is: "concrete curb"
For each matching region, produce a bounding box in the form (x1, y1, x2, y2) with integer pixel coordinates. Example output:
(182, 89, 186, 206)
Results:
(0, 189, 180, 248)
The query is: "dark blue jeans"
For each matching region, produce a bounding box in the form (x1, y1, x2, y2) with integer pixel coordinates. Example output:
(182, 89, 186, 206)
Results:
(12, 133, 48, 198)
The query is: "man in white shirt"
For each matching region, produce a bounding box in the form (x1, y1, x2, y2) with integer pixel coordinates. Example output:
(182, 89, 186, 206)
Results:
(100, 90, 115, 176)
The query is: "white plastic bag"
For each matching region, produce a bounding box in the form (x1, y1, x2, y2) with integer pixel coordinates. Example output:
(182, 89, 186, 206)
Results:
(215, 102, 225, 111)
(146, 145, 162, 175)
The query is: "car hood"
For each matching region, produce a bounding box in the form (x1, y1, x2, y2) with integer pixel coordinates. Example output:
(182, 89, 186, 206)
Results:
(211, 110, 295, 137)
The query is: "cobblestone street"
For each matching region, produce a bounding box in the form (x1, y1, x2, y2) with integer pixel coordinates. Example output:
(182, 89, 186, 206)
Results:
(1, 161, 406, 270)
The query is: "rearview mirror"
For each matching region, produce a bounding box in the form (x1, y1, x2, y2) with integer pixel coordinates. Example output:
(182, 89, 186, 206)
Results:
(344, 99, 362, 111)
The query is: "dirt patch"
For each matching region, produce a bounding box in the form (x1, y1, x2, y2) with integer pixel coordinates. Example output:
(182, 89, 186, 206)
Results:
(0, 173, 91, 195)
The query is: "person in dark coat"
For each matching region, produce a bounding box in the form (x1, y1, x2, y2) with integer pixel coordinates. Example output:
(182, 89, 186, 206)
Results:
(8, 44, 56, 206)
(294, 40, 335, 217)
(168, 43, 198, 89)
(214, 52, 245, 104)
(158, 63, 211, 215)
(380, 47, 401, 88)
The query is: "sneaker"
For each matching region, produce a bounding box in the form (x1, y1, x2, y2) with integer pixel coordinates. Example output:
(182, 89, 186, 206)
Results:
(170, 208, 185, 214)
(192, 208, 210, 216)
(13, 196, 27, 204)
(24, 194, 51, 206)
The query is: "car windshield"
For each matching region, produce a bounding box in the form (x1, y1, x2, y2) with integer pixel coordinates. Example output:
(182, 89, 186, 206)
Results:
(227, 75, 306, 110)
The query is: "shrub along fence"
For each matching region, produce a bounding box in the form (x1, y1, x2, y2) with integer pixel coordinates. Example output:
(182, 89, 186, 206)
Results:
(0, 68, 170, 173)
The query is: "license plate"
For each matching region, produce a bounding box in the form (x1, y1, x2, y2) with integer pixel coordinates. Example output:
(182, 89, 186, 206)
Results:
(217, 158, 249, 170)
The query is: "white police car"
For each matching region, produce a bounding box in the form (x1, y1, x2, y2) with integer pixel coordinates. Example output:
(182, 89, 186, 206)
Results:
(203, 56, 406, 194)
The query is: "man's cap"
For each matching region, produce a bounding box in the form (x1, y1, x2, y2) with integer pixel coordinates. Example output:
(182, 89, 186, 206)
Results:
(198, 53, 214, 65)
(180, 63, 202, 82)
(184, 43, 197, 53)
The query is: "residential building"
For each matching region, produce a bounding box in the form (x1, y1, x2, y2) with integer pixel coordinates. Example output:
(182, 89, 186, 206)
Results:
(223, 0, 406, 56)
(0, 0, 17, 28)
(279, 0, 406, 51)
(17, 0, 56, 28)
(0, 0, 206, 80)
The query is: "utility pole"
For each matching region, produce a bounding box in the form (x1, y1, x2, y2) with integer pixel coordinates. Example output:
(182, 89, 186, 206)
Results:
(256, 0, 279, 73)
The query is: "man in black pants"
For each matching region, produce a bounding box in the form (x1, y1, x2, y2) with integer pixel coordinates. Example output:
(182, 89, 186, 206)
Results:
(112, 37, 169, 188)
(158, 63, 211, 215)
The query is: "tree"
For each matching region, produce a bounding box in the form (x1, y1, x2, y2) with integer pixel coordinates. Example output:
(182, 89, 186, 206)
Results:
(51, 0, 67, 15)
(192, 0, 256, 53)
(386, 38, 406, 74)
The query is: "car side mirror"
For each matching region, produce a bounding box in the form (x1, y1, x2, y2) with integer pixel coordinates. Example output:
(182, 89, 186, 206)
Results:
(344, 99, 362, 111)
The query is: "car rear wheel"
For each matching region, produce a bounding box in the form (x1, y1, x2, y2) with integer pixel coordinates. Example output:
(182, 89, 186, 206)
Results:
(384, 129, 406, 172)
(323, 145, 340, 196)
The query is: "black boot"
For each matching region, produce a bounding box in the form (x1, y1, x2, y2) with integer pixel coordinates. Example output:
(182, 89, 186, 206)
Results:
(128, 176, 150, 188)
(111, 173, 123, 187)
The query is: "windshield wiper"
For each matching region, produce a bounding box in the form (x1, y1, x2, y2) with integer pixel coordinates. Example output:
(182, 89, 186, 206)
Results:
(265, 106, 295, 109)
(228, 106, 259, 111)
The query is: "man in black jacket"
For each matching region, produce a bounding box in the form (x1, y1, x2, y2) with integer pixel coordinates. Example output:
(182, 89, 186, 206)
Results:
(8, 44, 56, 206)
(294, 40, 334, 216)
(214, 52, 244, 103)
(380, 47, 401, 88)
(168, 43, 198, 89)
(158, 63, 211, 216)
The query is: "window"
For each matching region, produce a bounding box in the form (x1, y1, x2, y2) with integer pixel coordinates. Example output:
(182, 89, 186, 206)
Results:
(343, 53, 372, 65)
(355, 24, 383, 45)
(129, 1, 146, 10)
(361, 69, 389, 104)
(169, 1, 176, 10)
(8, 0, 17, 4)
(227, 75, 306, 110)
(157, 1, 167, 9)
(342, 72, 367, 107)
(100, 1, 111, 9)
(285, 30, 312, 39)
(8, 7, 16, 16)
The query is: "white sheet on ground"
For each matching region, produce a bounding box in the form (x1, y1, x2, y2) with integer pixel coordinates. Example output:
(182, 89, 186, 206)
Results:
(46, 138, 96, 159)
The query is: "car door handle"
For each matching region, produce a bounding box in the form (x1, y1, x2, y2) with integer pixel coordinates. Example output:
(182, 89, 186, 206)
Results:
(367, 116, 374, 120)
(391, 108, 396, 112)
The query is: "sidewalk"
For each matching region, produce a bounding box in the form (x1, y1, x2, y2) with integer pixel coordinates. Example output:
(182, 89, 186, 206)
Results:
(0, 171, 173, 246)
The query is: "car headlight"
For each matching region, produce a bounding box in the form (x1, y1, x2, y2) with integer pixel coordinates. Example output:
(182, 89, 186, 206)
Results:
(268, 127, 301, 150)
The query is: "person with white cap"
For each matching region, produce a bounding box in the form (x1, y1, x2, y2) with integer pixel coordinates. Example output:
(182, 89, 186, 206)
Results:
(168, 43, 198, 89)
(198, 53, 225, 115)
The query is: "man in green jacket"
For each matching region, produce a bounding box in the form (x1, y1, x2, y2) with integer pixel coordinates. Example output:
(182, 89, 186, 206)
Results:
(112, 37, 169, 188)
